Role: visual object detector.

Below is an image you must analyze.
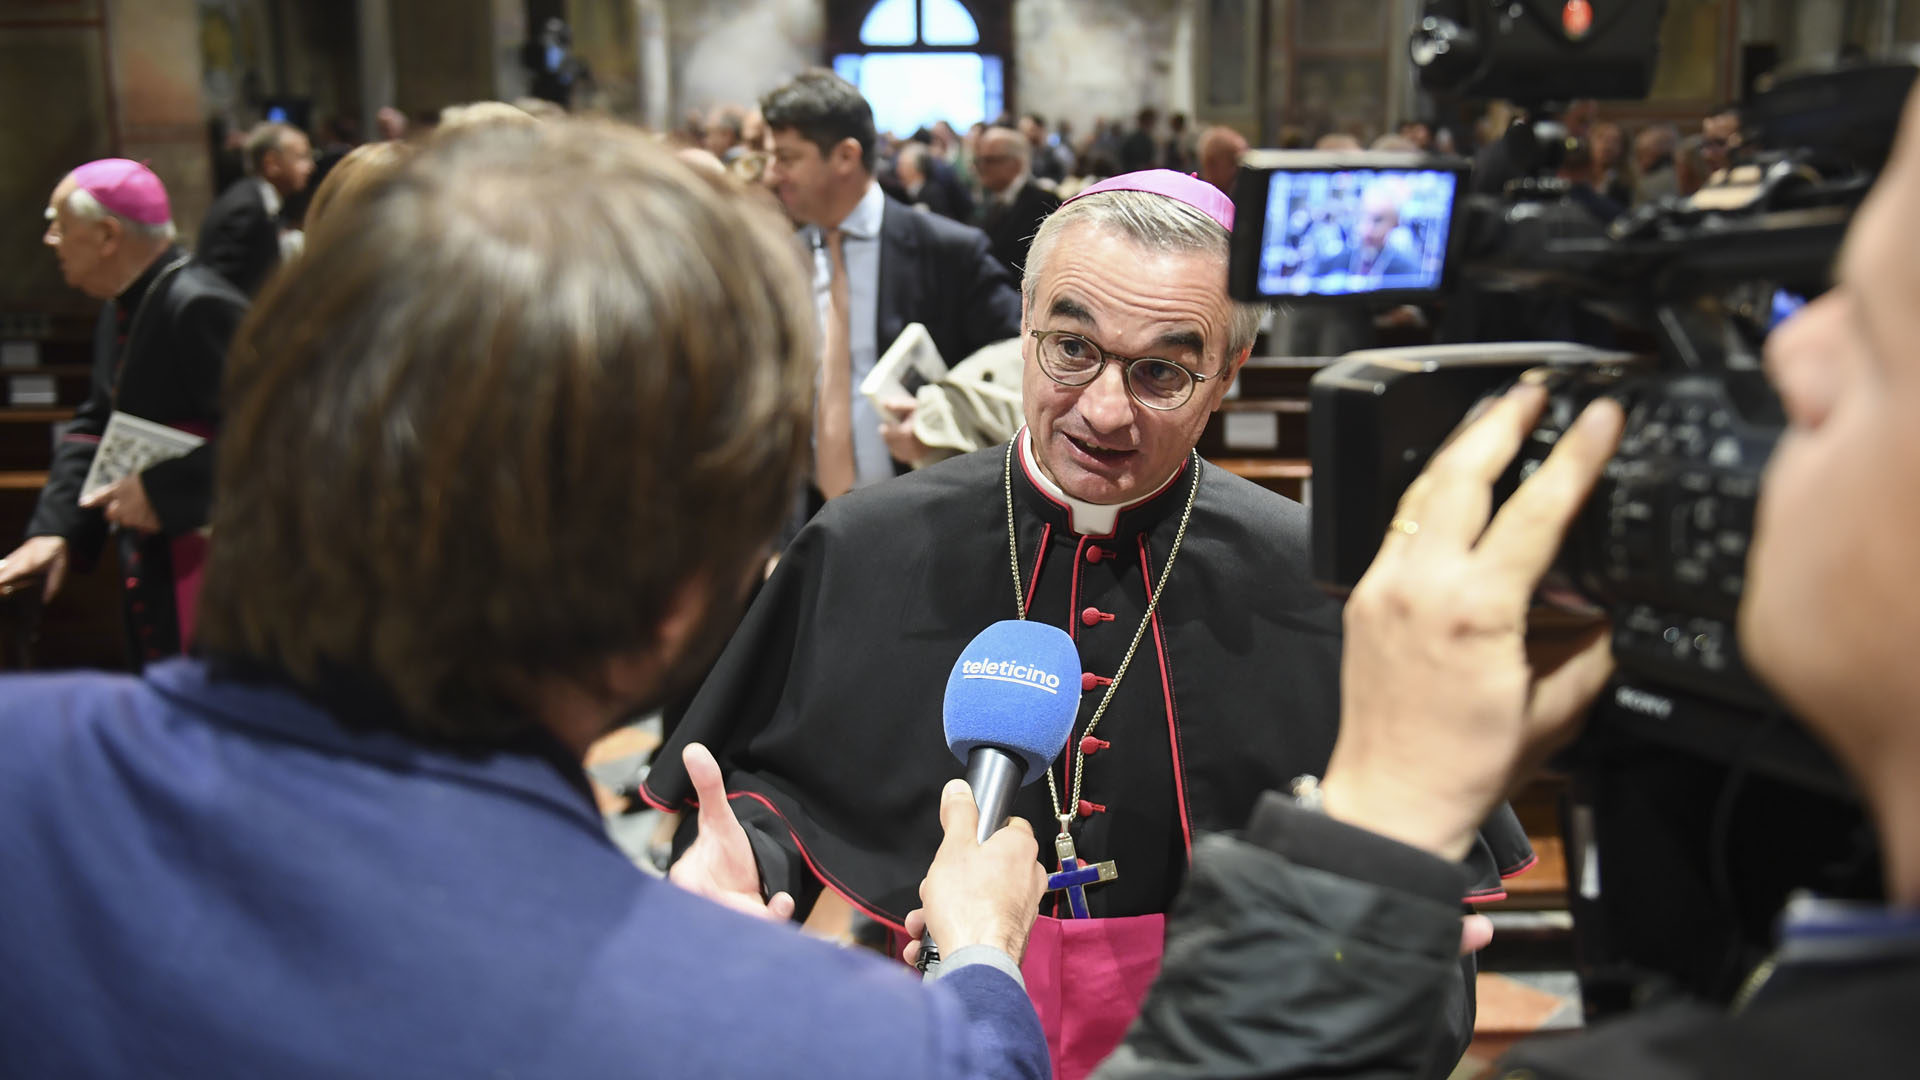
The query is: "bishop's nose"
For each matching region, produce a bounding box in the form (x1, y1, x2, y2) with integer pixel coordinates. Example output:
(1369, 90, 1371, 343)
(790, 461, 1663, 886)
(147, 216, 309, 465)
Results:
(1075, 359, 1136, 433)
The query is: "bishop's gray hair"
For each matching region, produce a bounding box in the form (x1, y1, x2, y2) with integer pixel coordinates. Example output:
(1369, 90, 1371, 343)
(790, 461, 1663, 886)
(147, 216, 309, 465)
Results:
(61, 187, 177, 244)
(1022, 189, 1267, 357)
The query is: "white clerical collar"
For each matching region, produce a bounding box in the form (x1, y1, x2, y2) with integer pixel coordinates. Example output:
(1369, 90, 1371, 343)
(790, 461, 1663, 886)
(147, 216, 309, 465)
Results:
(1018, 427, 1178, 536)
(997, 172, 1029, 207)
(254, 178, 283, 219)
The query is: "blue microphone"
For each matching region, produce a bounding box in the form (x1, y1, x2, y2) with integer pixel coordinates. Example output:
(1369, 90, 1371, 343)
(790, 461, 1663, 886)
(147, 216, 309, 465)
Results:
(920, 620, 1080, 974)
(942, 620, 1082, 842)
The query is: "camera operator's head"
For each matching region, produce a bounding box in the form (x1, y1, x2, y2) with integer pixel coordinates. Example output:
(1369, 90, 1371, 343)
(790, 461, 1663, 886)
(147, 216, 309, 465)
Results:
(1742, 85, 1920, 834)
(1721, 84, 1920, 908)
(195, 119, 815, 751)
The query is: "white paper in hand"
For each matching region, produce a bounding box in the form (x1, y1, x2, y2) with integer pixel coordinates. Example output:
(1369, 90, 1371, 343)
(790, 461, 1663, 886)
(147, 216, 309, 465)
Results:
(859, 323, 947, 416)
(79, 411, 205, 504)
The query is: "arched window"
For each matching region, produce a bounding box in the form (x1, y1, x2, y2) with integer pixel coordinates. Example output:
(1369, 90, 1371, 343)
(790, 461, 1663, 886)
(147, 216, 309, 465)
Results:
(833, 0, 1003, 136)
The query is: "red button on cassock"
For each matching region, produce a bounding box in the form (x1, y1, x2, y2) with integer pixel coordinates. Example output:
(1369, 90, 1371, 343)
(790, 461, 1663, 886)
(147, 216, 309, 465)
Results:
(1077, 799, 1106, 818)
(1080, 607, 1114, 627)
(1080, 735, 1109, 756)
(1081, 672, 1097, 692)
(1085, 546, 1105, 564)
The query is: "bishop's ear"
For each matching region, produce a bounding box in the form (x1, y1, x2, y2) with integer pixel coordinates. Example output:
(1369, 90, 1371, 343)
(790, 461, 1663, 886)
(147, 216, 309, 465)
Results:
(1212, 345, 1254, 411)
(93, 215, 124, 256)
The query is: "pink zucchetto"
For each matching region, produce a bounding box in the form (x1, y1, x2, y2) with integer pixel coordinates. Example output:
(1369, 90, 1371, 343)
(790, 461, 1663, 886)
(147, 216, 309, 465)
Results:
(1061, 169, 1234, 232)
(65, 158, 172, 226)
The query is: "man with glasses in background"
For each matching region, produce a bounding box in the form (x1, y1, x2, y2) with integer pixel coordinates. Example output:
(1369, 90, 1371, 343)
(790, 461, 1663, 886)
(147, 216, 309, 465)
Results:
(648, 170, 1529, 1080)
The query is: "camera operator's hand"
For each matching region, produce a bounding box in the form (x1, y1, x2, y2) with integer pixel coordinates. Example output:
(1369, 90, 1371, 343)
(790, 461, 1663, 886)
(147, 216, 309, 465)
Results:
(901, 780, 1047, 967)
(1322, 383, 1625, 863)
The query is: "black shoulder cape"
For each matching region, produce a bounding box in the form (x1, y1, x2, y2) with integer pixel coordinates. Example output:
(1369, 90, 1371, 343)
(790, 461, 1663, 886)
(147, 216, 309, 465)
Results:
(645, 443, 1533, 927)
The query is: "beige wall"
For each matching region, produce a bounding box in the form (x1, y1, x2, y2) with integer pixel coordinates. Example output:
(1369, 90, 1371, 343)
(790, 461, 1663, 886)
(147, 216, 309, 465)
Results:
(0, 0, 210, 317)
(668, 0, 823, 120)
(1015, 0, 1185, 135)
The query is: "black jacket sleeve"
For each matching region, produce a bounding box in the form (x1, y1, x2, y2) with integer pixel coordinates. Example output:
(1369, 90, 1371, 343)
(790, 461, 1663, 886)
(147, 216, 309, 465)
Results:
(1096, 795, 1474, 1080)
(195, 189, 278, 297)
(948, 228, 1022, 360)
(140, 290, 245, 534)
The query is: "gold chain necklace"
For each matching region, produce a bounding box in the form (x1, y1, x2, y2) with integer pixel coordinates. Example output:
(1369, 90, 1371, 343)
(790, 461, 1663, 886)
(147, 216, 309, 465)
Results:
(1002, 436, 1201, 839)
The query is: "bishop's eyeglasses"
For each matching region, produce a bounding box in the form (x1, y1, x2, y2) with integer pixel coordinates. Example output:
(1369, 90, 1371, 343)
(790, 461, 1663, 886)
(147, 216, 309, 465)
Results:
(1029, 329, 1214, 411)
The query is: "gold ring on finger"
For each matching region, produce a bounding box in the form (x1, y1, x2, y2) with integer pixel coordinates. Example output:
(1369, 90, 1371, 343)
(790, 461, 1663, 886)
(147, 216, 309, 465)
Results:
(1388, 518, 1420, 536)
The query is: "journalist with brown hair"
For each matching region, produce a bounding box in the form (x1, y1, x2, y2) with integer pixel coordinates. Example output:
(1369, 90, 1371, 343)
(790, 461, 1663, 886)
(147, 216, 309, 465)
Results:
(0, 120, 1049, 1077)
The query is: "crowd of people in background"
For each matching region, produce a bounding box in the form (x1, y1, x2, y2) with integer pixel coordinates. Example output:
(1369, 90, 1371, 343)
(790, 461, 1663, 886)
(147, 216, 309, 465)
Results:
(195, 89, 1748, 300)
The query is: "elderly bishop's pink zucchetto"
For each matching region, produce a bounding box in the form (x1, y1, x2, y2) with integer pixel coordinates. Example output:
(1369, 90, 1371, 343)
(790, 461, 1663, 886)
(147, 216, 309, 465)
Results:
(66, 158, 173, 226)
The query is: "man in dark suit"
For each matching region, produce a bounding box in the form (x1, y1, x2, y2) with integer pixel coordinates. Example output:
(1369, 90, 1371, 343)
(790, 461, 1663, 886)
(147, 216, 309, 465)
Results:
(894, 139, 976, 226)
(195, 122, 314, 297)
(974, 126, 1060, 275)
(0, 159, 246, 665)
(761, 70, 1020, 496)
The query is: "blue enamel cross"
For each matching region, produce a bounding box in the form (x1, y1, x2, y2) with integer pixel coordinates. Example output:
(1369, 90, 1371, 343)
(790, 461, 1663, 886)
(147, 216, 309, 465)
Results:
(1046, 831, 1118, 919)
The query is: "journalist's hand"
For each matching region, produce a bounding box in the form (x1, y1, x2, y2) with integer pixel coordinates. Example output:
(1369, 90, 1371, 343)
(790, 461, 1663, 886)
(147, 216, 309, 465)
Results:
(1322, 383, 1625, 862)
(666, 742, 796, 922)
(0, 535, 70, 602)
(901, 779, 1047, 967)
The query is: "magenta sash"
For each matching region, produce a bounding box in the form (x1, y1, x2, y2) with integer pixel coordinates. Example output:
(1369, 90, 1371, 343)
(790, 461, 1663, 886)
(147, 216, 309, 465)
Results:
(1019, 913, 1166, 1079)
(169, 532, 208, 648)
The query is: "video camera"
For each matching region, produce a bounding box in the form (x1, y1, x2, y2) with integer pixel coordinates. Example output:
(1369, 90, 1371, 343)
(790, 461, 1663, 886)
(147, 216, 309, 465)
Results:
(1227, 0, 1907, 1008)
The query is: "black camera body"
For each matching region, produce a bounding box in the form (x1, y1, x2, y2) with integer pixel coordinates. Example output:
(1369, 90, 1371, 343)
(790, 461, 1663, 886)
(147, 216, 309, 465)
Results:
(1226, 0, 1912, 1010)
(1310, 347, 1781, 713)
(1409, 0, 1667, 102)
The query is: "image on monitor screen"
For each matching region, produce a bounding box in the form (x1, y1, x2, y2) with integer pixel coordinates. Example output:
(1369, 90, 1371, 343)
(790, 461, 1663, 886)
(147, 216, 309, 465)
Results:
(1257, 168, 1458, 297)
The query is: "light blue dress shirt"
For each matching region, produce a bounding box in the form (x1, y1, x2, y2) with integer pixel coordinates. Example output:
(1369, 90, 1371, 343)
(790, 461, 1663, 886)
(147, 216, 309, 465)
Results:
(808, 180, 893, 488)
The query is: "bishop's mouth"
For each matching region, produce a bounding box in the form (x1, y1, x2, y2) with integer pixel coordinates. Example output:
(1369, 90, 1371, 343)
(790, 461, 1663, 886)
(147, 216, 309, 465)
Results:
(1065, 433, 1137, 467)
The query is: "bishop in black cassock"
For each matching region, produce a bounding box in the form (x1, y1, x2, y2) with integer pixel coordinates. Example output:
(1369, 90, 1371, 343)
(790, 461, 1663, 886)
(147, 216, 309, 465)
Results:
(644, 171, 1532, 1079)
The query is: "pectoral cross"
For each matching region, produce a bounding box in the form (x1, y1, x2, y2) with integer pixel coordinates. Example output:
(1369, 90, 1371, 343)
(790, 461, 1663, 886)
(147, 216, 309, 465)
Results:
(1045, 828, 1118, 919)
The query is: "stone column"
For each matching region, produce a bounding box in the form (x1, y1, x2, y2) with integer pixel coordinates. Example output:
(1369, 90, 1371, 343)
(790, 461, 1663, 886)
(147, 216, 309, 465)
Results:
(639, 0, 672, 130)
(1789, 0, 1846, 66)
(358, 0, 395, 136)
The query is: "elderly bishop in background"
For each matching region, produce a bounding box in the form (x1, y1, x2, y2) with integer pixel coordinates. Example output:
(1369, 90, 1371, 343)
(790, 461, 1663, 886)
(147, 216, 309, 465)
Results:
(646, 170, 1535, 1079)
(0, 160, 245, 665)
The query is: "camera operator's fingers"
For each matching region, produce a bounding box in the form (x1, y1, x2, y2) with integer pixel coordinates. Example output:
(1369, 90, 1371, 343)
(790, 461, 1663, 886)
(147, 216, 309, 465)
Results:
(1478, 398, 1625, 586)
(1401, 383, 1550, 549)
(1520, 621, 1614, 764)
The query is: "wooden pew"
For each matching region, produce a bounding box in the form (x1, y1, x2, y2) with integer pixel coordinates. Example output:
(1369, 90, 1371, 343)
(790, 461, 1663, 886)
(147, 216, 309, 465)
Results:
(0, 320, 128, 670)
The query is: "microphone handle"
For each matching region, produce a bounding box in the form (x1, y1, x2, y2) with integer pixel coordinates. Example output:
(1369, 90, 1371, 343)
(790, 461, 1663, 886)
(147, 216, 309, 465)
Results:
(919, 746, 1026, 977)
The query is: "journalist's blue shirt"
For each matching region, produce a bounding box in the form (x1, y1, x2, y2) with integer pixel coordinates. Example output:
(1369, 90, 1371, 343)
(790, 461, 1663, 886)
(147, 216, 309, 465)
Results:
(0, 660, 1045, 1078)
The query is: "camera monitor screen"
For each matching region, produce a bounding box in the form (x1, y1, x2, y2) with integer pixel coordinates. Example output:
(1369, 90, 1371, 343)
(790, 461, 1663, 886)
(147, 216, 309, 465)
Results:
(1229, 151, 1469, 303)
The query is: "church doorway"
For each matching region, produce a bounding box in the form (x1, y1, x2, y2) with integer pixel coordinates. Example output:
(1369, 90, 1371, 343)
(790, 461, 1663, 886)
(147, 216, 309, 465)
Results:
(829, 0, 1008, 136)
